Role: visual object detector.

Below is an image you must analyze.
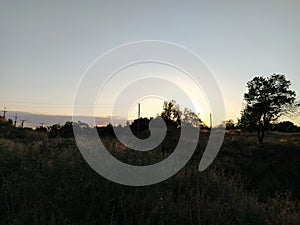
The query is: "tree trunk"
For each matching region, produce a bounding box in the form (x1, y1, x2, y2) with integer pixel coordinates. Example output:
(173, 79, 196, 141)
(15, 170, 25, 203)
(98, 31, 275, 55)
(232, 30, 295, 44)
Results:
(259, 128, 265, 144)
(257, 124, 261, 142)
(257, 120, 265, 144)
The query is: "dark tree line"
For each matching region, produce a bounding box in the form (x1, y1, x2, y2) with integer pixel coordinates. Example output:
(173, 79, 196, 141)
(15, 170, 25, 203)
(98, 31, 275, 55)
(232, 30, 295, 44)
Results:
(1, 73, 299, 144)
(32, 100, 207, 139)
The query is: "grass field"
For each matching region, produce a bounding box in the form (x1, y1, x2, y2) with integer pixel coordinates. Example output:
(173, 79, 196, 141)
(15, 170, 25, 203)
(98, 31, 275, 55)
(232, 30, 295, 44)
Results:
(0, 124, 300, 225)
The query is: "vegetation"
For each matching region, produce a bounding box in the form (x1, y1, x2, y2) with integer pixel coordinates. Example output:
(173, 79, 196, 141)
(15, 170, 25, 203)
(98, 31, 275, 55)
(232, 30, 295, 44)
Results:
(272, 121, 300, 133)
(1, 117, 300, 224)
(239, 74, 299, 143)
(1, 73, 300, 224)
(160, 100, 204, 128)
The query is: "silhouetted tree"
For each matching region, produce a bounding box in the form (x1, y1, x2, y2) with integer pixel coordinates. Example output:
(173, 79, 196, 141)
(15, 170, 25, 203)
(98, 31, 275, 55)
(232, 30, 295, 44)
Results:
(7, 119, 13, 125)
(182, 108, 202, 127)
(59, 121, 74, 138)
(130, 118, 150, 136)
(74, 121, 89, 129)
(161, 100, 182, 127)
(224, 119, 236, 130)
(238, 107, 258, 132)
(273, 121, 298, 132)
(35, 126, 48, 133)
(240, 74, 299, 143)
(48, 124, 61, 138)
(97, 123, 116, 137)
(160, 100, 205, 128)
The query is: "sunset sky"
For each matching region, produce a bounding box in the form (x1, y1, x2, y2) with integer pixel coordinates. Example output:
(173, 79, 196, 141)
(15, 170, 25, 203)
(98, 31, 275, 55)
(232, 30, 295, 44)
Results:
(1, 0, 300, 126)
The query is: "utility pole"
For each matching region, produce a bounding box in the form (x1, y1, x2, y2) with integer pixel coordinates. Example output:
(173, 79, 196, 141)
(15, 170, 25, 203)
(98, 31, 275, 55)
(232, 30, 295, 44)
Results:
(20, 120, 25, 128)
(137, 103, 141, 137)
(210, 113, 212, 129)
(14, 113, 18, 127)
(138, 103, 141, 118)
(2, 107, 7, 119)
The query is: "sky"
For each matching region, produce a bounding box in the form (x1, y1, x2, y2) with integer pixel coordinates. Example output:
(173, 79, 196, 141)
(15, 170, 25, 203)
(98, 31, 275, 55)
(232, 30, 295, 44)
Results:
(1, 0, 300, 126)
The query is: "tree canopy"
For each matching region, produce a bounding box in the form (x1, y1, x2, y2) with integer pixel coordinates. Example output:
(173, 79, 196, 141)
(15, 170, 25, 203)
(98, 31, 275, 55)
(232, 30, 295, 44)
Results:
(160, 100, 182, 127)
(239, 74, 299, 143)
(160, 100, 203, 128)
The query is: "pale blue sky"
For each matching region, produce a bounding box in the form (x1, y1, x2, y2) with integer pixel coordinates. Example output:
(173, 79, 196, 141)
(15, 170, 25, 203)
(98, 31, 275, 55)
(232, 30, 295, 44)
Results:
(1, 0, 300, 125)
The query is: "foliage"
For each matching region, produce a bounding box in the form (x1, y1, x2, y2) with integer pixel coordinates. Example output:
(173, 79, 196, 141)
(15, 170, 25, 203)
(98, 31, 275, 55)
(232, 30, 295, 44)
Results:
(160, 100, 182, 127)
(48, 123, 62, 138)
(46, 121, 90, 138)
(35, 125, 48, 133)
(273, 121, 299, 132)
(160, 100, 204, 128)
(240, 74, 299, 143)
(1, 124, 300, 224)
(129, 117, 151, 137)
(182, 107, 203, 127)
(223, 119, 237, 130)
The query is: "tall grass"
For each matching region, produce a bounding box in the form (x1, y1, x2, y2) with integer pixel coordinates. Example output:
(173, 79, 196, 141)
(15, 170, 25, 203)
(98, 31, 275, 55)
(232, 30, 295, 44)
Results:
(0, 129, 300, 224)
